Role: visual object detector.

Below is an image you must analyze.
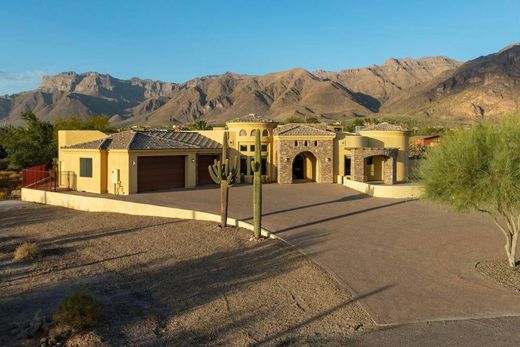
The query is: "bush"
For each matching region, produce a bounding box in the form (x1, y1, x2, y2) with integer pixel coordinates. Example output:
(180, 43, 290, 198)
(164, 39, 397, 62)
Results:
(53, 293, 103, 331)
(13, 242, 42, 261)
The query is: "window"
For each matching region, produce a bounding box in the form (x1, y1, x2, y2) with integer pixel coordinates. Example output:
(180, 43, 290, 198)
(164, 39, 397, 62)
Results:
(261, 157, 267, 175)
(250, 145, 255, 152)
(261, 144, 268, 152)
(250, 129, 257, 136)
(239, 129, 247, 136)
(240, 145, 247, 151)
(304, 141, 308, 146)
(262, 129, 269, 137)
(79, 158, 93, 177)
(366, 157, 373, 165)
(294, 140, 298, 147)
(240, 156, 248, 175)
(314, 141, 318, 146)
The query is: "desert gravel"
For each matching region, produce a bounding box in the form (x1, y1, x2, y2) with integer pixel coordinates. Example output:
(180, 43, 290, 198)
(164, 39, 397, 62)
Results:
(0, 204, 373, 346)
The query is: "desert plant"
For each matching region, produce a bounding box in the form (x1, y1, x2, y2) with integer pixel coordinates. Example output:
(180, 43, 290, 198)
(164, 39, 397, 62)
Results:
(13, 242, 41, 261)
(419, 116, 520, 267)
(208, 131, 239, 227)
(53, 293, 102, 331)
(251, 129, 263, 239)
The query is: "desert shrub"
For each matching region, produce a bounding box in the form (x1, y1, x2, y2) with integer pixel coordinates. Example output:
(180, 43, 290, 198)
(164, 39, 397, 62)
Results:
(13, 242, 42, 261)
(53, 293, 103, 331)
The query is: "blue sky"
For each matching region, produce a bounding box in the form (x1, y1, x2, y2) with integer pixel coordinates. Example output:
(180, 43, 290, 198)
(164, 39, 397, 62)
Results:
(1, 0, 519, 95)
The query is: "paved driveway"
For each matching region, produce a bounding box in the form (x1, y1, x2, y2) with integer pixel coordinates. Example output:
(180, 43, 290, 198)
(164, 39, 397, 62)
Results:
(108, 183, 520, 325)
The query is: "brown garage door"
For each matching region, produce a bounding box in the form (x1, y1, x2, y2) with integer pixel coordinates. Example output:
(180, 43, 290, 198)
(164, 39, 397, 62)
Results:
(137, 156, 185, 192)
(197, 155, 219, 185)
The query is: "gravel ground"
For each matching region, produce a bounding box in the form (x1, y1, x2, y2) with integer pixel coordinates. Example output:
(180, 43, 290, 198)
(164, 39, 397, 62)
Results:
(0, 204, 373, 346)
(476, 259, 520, 293)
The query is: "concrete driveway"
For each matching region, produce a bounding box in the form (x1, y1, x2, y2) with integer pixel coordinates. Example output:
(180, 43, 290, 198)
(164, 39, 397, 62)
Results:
(108, 183, 520, 325)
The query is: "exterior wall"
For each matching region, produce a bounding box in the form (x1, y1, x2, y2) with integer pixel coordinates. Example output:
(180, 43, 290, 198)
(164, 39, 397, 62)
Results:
(274, 136, 334, 184)
(59, 149, 107, 193)
(357, 130, 409, 182)
(106, 150, 130, 195)
(226, 122, 277, 182)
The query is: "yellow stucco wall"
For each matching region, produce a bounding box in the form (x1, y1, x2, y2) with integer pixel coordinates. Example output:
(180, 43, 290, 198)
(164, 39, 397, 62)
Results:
(358, 130, 409, 182)
(59, 149, 107, 194)
(335, 130, 409, 183)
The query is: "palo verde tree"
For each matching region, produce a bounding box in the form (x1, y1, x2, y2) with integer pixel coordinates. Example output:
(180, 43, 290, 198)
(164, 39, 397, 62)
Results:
(419, 116, 520, 267)
(251, 129, 263, 239)
(208, 131, 239, 227)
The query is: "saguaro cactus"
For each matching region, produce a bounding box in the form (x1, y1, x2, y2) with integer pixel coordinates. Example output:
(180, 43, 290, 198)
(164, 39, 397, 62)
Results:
(251, 129, 263, 239)
(208, 131, 238, 227)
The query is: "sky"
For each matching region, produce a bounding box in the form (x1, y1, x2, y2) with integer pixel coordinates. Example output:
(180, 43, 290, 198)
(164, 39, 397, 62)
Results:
(1, 0, 519, 95)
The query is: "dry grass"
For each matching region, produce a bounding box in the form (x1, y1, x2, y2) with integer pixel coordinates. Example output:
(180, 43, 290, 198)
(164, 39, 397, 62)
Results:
(13, 242, 42, 261)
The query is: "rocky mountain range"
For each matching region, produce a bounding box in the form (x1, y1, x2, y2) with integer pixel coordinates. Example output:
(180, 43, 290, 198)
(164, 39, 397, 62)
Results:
(1, 44, 519, 126)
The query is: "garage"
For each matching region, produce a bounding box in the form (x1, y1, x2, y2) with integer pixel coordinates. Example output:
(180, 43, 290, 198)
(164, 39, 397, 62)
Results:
(137, 156, 185, 192)
(197, 154, 219, 185)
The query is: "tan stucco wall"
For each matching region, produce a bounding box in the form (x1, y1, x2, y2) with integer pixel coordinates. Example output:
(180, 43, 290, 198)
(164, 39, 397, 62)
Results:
(335, 130, 409, 183)
(106, 150, 130, 195)
(21, 188, 275, 238)
(59, 149, 107, 194)
(226, 122, 277, 181)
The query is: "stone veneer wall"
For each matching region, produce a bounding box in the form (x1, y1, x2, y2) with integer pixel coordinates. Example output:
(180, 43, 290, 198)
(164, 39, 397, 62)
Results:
(350, 148, 398, 185)
(276, 139, 334, 184)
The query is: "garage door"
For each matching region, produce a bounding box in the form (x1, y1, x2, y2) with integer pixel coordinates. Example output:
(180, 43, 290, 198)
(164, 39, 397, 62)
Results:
(137, 156, 185, 192)
(197, 155, 219, 185)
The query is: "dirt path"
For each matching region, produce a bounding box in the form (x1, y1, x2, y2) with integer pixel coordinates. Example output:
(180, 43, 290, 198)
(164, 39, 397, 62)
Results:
(0, 204, 372, 346)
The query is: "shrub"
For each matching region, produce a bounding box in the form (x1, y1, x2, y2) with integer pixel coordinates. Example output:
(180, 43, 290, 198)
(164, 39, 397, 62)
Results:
(13, 242, 42, 261)
(53, 293, 103, 331)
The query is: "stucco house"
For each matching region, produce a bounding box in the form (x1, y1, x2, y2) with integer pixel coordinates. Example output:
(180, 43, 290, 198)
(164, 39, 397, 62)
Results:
(58, 114, 410, 194)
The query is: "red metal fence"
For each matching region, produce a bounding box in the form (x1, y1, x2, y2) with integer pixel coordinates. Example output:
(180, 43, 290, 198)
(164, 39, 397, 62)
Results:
(21, 163, 51, 188)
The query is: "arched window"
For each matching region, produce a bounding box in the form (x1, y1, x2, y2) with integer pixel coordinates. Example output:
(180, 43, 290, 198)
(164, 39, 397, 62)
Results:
(314, 140, 318, 146)
(262, 129, 269, 137)
(239, 129, 246, 136)
(294, 140, 298, 147)
(304, 141, 308, 146)
(250, 129, 257, 136)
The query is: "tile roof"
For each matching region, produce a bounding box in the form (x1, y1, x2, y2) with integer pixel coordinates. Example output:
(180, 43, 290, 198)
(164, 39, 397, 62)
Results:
(273, 124, 336, 137)
(64, 131, 222, 151)
(361, 122, 408, 131)
(227, 113, 276, 123)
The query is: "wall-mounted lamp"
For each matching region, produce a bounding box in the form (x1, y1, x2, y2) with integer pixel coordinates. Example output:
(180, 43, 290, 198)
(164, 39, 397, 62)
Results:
(191, 158, 195, 163)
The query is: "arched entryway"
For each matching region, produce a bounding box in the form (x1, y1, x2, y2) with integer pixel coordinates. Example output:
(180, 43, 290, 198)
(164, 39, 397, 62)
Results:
(292, 152, 318, 182)
(364, 155, 389, 182)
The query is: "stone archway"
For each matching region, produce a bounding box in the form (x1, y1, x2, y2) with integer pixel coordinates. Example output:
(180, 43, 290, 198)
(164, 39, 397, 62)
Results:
(350, 148, 398, 185)
(275, 139, 334, 184)
(292, 151, 318, 182)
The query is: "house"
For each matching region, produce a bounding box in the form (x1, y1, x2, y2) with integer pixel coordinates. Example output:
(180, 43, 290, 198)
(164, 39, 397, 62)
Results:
(58, 114, 410, 194)
(410, 135, 441, 146)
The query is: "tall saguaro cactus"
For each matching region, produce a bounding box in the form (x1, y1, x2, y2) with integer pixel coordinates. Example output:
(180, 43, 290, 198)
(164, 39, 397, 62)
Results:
(251, 129, 263, 239)
(208, 131, 238, 228)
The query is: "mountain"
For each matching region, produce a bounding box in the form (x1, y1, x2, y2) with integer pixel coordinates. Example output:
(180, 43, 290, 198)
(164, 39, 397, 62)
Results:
(383, 44, 520, 120)
(1, 44, 519, 125)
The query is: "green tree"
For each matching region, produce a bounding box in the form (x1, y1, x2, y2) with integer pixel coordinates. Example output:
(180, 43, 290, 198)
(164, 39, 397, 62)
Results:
(186, 120, 212, 130)
(0, 112, 55, 169)
(419, 116, 520, 267)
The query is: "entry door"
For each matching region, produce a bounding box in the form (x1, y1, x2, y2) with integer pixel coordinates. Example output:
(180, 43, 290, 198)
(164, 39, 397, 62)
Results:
(345, 157, 351, 176)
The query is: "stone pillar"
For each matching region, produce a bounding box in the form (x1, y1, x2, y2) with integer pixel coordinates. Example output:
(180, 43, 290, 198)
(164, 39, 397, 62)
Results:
(383, 156, 396, 185)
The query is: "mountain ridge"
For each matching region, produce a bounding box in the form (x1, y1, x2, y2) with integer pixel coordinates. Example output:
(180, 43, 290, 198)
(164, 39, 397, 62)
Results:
(2, 44, 519, 125)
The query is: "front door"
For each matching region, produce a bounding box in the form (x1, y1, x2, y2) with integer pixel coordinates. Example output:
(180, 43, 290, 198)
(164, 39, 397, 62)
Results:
(292, 154, 305, 180)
